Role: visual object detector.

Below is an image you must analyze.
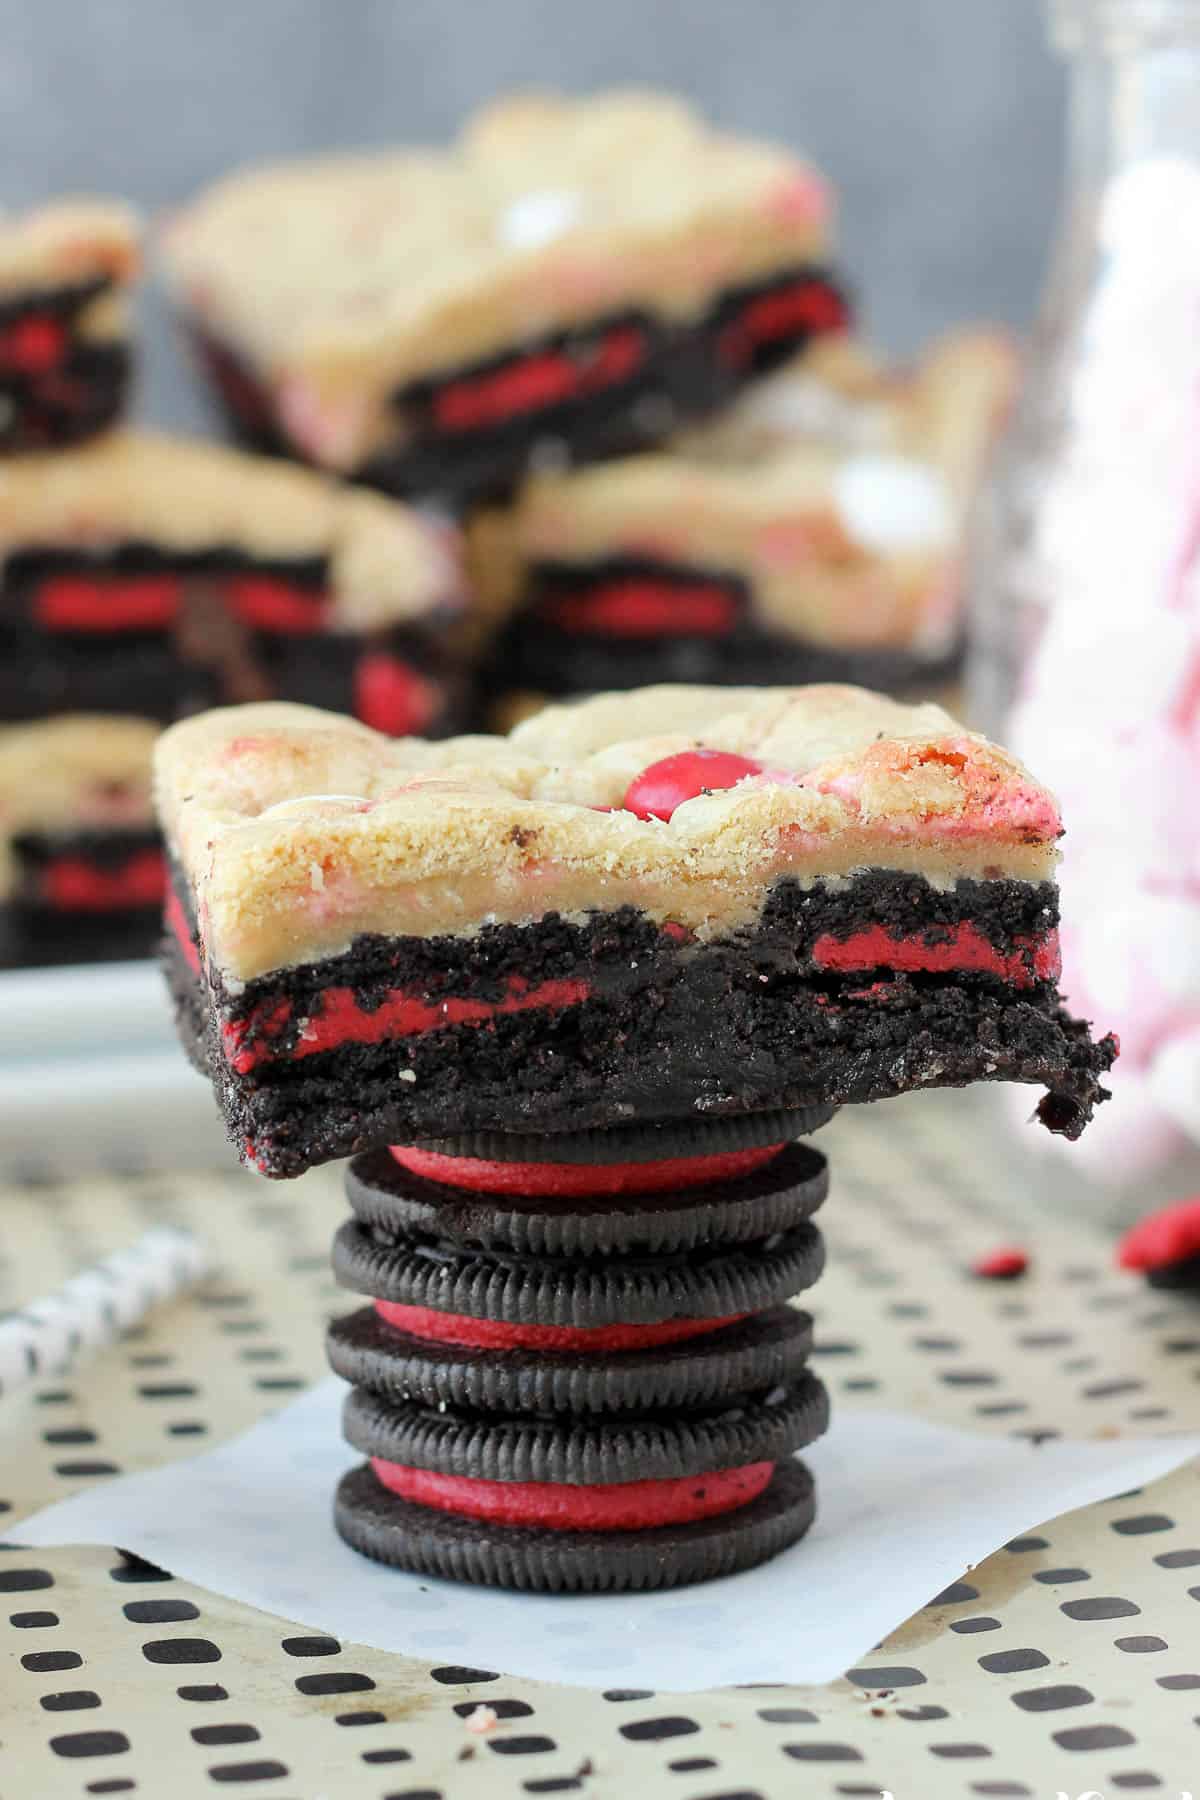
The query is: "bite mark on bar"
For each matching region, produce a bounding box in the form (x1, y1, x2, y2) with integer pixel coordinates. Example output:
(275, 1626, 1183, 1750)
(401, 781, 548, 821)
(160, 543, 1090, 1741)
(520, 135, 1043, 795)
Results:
(370, 1456, 774, 1530)
(372, 1301, 744, 1353)
(221, 974, 592, 1073)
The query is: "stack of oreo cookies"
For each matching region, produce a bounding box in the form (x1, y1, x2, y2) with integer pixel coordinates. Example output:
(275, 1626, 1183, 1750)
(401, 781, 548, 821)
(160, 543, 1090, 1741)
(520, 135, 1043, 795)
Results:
(327, 1108, 834, 1592)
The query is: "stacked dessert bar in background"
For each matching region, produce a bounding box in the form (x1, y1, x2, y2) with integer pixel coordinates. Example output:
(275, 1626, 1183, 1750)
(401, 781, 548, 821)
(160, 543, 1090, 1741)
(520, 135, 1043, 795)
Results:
(162, 91, 849, 506)
(0, 261, 468, 966)
(164, 89, 1009, 717)
(471, 329, 1014, 704)
(155, 683, 1115, 1587)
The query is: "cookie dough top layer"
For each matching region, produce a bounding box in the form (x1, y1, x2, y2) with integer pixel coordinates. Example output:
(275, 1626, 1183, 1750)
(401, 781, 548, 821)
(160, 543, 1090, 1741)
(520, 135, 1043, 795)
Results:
(0, 199, 140, 297)
(161, 89, 832, 463)
(0, 431, 462, 631)
(156, 685, 1062, 985)
(0, 713, 159, 900)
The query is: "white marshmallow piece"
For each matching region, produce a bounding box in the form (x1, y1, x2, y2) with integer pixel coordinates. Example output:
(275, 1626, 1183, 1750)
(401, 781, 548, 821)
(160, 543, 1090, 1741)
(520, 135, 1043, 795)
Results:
(497, 189, 584, 252)
(832, 453, 953, 555)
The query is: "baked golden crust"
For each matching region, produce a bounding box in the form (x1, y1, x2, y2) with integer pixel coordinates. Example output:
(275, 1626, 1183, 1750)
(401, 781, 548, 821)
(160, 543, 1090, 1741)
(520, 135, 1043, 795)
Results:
(0, 714, 159, 901)
(155, 686, 1062, 985)
(160, 89, 832, 469)
(0, 431, 462, 630)
(0, 199, 140, 297)
(467, 329, 1016, 653)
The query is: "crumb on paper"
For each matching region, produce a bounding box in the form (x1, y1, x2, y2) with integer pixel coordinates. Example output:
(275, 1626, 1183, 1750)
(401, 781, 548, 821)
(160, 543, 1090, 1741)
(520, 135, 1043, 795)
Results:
(464, 1704, 498, 1735)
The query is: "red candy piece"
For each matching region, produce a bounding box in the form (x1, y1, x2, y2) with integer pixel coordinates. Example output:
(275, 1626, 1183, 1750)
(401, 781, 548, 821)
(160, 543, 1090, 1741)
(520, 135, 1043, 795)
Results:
(971, 1246, 1030, 1281)
(623, 749, 766, 821)
(371, 1457, 774, 1531)
(388, 1141, 784, 1198)
(354, 653, 439, 737)
(1117, 1196, 1200, 1272)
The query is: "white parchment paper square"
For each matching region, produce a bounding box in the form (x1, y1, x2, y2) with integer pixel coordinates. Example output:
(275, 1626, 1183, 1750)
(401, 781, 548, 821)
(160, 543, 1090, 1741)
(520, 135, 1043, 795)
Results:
(15, 1381, 1199, 1690)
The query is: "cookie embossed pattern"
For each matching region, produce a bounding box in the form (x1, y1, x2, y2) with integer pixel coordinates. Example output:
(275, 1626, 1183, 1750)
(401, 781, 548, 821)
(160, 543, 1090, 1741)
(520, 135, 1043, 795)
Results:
(152, 681, 1116, 1591)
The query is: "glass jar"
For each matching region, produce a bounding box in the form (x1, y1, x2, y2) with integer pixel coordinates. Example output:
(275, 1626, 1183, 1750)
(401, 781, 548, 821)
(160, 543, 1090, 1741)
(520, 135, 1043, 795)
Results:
(969, 0, 1200, 1192)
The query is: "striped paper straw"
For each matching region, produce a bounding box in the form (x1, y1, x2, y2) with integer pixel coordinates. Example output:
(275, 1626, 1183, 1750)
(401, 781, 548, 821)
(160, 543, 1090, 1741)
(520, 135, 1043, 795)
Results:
(0, 1226, 212, 1397)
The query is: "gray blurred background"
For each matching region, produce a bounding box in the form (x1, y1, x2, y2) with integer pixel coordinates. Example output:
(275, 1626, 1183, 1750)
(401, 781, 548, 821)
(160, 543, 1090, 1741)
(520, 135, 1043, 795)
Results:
(0, 0, 1063, 428)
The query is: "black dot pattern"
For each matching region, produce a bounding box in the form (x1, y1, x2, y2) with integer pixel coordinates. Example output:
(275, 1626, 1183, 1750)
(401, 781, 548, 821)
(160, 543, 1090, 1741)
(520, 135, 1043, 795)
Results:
(1, 1111, 1198, 1794)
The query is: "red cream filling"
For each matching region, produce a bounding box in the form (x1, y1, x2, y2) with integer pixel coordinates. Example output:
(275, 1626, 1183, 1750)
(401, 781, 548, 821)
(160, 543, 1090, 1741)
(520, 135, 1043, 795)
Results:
(222, 974, 591, 1073)
(165, 884, 201, 976)
(373, 1301, 743, 1353)
(0, 313, 67, 373)
(35, 575, 181, 632)
(226, 575, 329, 633)
(432, 324, 646, 434)
(41, 847, 166, 913)
(370, 1455, 774, 1530)
(718, 276, 849, 368)
(810, 922, 1061, 987)
(35, 572, 332, 637)
(545, 577, 738, 639)
(388, 1142, 783, 1196)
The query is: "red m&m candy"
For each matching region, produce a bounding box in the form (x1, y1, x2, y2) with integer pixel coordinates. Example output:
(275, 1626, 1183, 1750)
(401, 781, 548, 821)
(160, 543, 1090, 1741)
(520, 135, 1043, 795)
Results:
(971, 1246, 1029, 1281)
(623, 749, 766, 821)
(1118, 1195, 1200, 1286)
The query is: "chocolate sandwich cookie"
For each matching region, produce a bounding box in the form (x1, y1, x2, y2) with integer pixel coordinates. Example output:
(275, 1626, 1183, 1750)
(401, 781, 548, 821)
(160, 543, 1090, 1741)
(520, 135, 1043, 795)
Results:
(346, 1139, 829, 1257)
(327, 1301, 815, 1415)
(334, 1375, 828, 1591)
(335, 1457, 817, 1592)
(410, 1102, 837, 1164)
(332, 1214, 826, 1331)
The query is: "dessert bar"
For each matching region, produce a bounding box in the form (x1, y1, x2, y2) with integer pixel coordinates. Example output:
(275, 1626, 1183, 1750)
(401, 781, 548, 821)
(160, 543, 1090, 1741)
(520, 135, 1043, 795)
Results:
(156, 684, 1116, 1176)
(162, 91, 849, 503)
(0, 199, 139, 452)
(0, 430, 466, 733)
(473, 330, 1014, 699)
(0, 714, 162, 965)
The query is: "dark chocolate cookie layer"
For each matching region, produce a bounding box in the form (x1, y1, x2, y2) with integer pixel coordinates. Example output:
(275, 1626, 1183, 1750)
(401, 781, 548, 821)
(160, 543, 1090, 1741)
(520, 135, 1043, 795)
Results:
(169, 872, 1114, 1177)
(334, 1457, 817, 1591)
(328, 1302, 814, 1415)
(343, 1373, 828, 1484)
(332, 1216, 826, 1327)
(345, 1141, 828, 1256)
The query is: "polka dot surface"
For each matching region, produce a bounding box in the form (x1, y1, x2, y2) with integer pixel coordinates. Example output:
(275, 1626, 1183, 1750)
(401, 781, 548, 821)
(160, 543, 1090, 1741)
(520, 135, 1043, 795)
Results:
(2, 1091, 1200, 1795)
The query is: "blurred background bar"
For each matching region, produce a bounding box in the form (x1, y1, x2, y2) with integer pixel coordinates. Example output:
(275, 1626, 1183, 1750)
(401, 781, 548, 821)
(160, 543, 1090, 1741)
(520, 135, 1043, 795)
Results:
(0, 0, 1062, 429)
